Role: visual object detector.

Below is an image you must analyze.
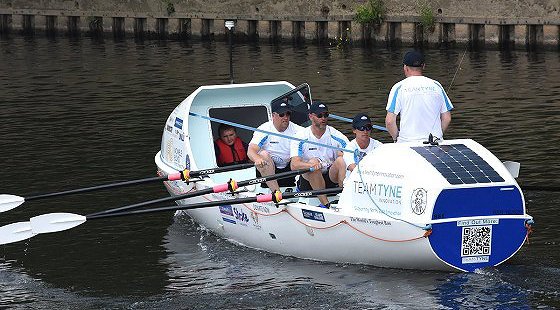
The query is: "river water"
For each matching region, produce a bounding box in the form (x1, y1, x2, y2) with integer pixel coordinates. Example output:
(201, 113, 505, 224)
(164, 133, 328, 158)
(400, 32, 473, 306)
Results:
(0, 36, 559, 309)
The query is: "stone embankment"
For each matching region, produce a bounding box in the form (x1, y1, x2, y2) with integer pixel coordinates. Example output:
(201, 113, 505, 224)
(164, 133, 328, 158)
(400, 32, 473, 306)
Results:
(1, 0, 559, 48)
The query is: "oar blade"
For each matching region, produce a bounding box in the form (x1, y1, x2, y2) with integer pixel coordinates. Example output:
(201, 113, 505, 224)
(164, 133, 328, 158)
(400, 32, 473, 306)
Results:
(30, 213, 87, 234)
(0, 221, 34, 245)
(0, 194, 25, 213)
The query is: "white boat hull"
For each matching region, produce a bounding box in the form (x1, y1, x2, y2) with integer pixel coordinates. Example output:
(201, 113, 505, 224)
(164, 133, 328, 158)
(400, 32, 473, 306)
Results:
(168, 188, 453, 271)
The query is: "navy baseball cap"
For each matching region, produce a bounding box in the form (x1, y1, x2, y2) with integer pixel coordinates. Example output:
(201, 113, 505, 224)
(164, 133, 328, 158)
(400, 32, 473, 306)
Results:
(309, 101, 328, 114)
(352, 113, 372, 129)
(403, 50, 425, 67)
(272, 100, 292, 114)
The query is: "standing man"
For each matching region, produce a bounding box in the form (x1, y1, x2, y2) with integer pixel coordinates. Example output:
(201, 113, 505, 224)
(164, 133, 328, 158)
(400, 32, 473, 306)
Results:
(385, 50, 453, 143)
(343, 113, 383, 172)
(290, 101, 348, 208)
(248, 101, 303, 192)
(214, 124, 249, 167)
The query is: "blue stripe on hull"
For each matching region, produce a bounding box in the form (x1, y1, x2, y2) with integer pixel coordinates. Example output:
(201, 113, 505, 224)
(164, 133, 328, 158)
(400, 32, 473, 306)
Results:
(432, 186, 524, 220)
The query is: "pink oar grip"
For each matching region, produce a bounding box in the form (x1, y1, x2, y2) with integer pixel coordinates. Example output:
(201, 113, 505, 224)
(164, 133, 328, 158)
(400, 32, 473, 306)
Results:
(212, 183, 229, 193)
(257, 194, 273, 203)
(167, 173, 182, 181)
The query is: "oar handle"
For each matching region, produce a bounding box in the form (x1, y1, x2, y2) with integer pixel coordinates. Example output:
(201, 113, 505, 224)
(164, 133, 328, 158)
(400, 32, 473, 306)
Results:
(86, 187, 343, 220)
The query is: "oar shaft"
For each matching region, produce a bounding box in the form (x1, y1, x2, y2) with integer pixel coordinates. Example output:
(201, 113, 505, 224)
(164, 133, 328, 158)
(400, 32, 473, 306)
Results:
(25, 176, 167, 201)
(188, 163, 254, 178)
(87, 187, 342, 220)
(235, 168, 308, 188)
(87, 168, 310, 217)
(521, 185, 560, 192)
(23, 163, 254, 202)
(87, 186, 215, 217)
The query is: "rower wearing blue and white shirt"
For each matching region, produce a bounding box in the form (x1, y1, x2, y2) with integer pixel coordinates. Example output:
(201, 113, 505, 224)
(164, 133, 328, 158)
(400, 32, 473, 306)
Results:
(248, 100, 303, 192)
(385, 50, 453, 143)
(343, 113, 383, 172)
(290, 101, 349, 208)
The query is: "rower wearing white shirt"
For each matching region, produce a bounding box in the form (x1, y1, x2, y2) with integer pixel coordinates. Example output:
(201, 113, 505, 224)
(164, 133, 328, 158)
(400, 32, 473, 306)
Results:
(343, 113, 383, 172)
(248, 101, 303, 192)
(290, 101, 348, 208)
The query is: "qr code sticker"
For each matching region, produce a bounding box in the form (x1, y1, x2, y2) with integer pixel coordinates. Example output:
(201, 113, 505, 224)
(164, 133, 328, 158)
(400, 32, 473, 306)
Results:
(461, 225, 492, 257)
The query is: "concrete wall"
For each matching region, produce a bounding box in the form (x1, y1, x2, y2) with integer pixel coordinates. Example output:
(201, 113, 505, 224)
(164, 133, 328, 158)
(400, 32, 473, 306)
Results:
(1, 0, 559, 48)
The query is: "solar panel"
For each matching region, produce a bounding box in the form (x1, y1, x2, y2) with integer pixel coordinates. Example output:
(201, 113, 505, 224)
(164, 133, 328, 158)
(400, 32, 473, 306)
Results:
(412, 144, 504, 185)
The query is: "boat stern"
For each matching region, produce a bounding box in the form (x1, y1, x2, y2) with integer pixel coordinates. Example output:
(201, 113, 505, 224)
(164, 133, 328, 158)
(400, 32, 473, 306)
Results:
(428, 186, 532, 272)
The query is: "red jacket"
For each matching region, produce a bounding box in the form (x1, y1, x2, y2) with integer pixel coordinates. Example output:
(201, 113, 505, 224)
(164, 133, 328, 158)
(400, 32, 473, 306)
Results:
(214, 137, 248, 166)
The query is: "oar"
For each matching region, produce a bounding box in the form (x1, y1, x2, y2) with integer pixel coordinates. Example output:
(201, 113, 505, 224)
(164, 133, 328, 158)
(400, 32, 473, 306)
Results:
(0, 163, 255, 213)
(87, 168, 311, 217)
(0, 221, 34, 245)
(0, 187, 342, 245)
(521, 185, 560, 192)
(90, 187, 343, 219)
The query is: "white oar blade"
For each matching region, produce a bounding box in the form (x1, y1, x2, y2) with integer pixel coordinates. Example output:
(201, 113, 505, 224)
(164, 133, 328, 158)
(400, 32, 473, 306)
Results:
(0, 221, 34, 245)
(30, 213, 87, 234)
(0, 194, 25, 213)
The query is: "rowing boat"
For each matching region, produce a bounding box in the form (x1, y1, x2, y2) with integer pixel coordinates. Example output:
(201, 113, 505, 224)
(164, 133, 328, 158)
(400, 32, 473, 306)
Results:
(155, 81, 533, 272)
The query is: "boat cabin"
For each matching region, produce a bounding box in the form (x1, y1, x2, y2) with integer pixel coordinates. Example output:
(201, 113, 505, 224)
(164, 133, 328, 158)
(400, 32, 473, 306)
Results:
(160, 81, 310, 185)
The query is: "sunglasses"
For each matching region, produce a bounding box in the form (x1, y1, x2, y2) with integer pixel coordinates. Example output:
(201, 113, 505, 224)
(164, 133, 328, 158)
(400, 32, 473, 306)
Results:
(356, 124, 373, 131)
(277, 111, 291, 117)
(314, 112, 329, 119)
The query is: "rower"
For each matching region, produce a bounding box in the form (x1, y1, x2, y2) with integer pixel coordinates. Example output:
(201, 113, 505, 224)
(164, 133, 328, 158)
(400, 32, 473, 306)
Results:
(247, 101, 304, 192)
(290, 101, 348, 208)
(343, 113, 383, 172)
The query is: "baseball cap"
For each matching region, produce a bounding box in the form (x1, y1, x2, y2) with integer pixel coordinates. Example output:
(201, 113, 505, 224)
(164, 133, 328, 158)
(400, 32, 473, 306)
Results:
(309, 101, 328, 114)
(403, 50, 425, 67)
(352, 113, 372, 129)
(271, 100, 292, 114)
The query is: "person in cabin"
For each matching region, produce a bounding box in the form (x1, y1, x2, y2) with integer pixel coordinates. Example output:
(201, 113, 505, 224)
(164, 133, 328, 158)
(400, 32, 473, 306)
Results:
(290, 101, 349, 209)
(343, 113, 383, 172)
(385, 50, 453, 143)
(247, 101, 304, 192)
(214, 124, 249, 167)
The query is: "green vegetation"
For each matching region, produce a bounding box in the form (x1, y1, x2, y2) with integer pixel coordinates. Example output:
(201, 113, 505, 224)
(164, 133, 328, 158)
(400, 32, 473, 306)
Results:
(419, 5, 435, 33)
(355, 0, 384, 26)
